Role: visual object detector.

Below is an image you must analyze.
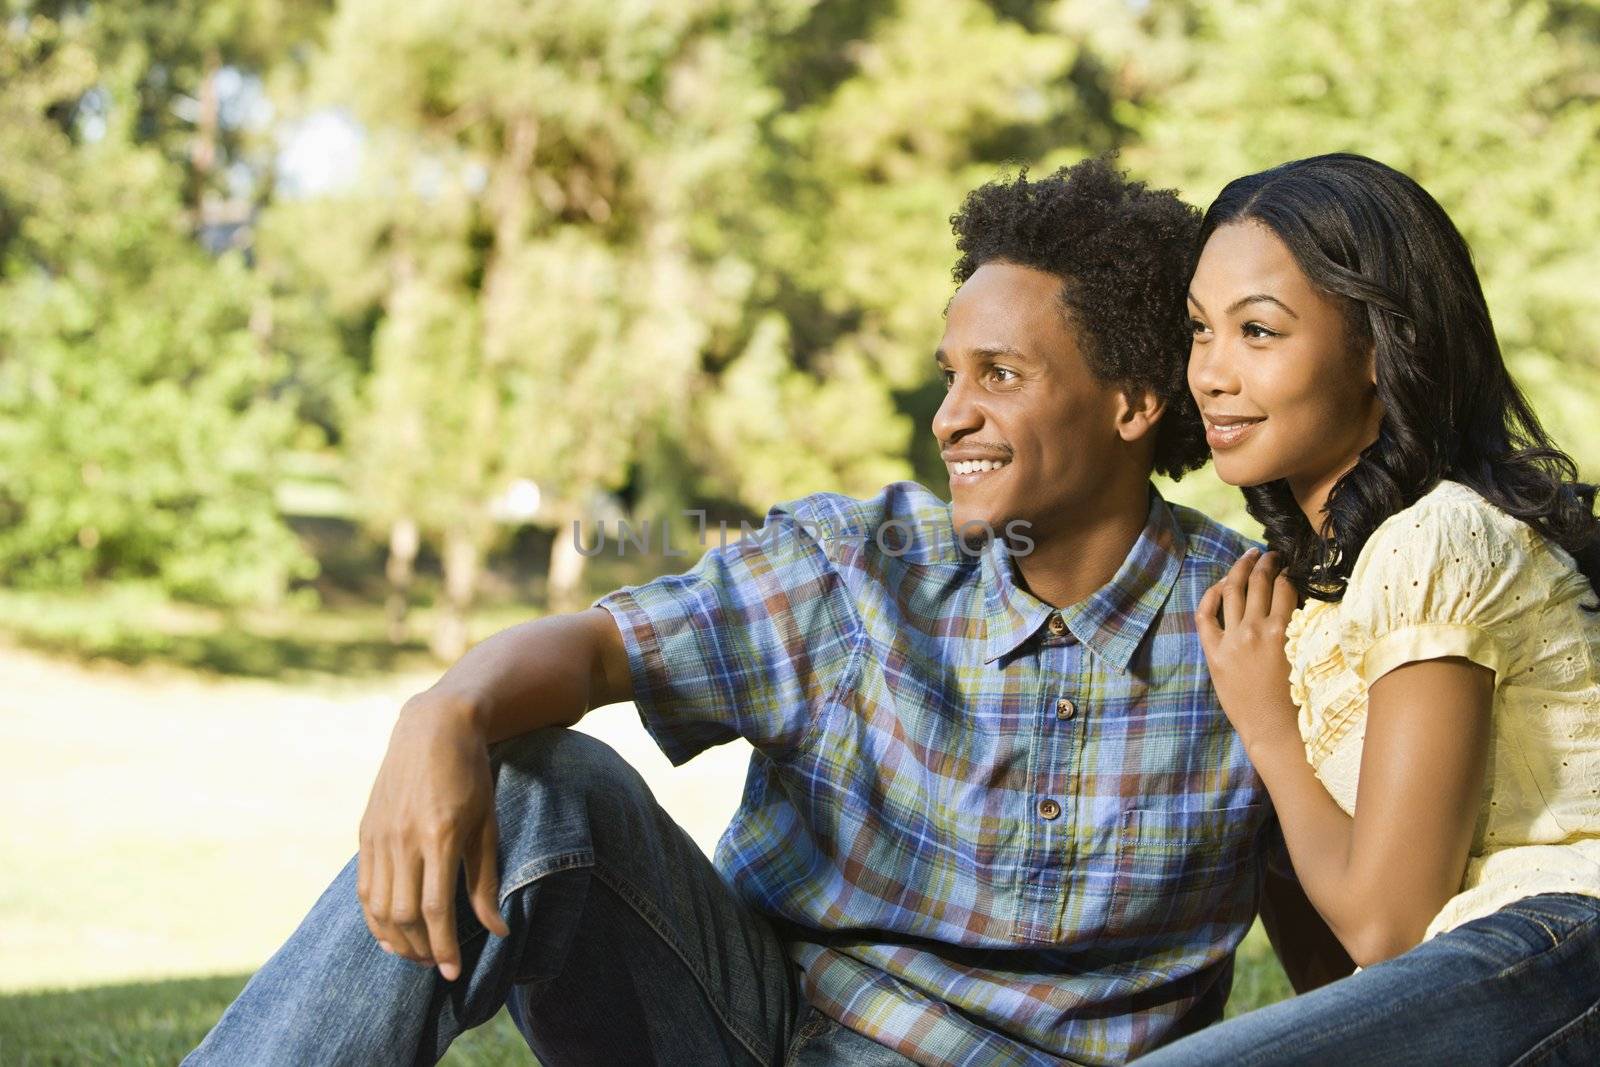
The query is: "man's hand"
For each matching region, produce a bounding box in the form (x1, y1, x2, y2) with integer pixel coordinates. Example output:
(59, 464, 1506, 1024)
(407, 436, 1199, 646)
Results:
(356, 692, 512, 981)
(350, 607, 629, 978)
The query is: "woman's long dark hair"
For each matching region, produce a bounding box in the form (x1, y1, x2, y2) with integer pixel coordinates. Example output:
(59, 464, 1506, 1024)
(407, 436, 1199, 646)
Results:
(1197, 153, 1600, 602)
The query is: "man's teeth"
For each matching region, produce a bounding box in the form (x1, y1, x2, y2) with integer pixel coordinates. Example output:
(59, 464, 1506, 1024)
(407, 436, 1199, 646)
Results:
(953, 459, 1009, 475)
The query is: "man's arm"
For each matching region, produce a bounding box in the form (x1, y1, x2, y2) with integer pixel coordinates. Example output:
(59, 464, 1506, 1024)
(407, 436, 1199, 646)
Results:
(1258, 850, 1357, 993)
(427, 606, 634, 743)
(356, 607, 632, 981)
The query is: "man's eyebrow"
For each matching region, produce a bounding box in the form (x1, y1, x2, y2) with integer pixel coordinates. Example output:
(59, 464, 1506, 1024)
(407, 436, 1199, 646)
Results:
(978, 344, 1033, 362)
(936, 344, 1033, 365)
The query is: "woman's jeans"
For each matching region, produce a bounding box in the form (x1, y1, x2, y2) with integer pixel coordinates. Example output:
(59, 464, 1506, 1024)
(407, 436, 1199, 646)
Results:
(1136, 890, 1600, 1066)
(183, 728, 916, 1066)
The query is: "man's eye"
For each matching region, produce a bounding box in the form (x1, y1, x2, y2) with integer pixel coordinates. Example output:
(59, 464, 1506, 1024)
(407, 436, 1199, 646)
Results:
(940, 369, 955, 389)
(1243, 322, 1279, 339)
(990, 367, 1017, 383)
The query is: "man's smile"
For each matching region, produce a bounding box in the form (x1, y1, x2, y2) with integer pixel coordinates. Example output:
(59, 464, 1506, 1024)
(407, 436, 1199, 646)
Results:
(942, 449, 1013, 485)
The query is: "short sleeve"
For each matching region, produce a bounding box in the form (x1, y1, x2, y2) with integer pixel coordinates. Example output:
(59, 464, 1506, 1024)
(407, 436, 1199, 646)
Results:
(593, 500, 862, 767)
(1339, 492, 1532, 690)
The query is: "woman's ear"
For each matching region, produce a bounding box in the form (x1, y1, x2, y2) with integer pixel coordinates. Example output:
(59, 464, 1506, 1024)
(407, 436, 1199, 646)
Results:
(1115, 386, 1166, 445)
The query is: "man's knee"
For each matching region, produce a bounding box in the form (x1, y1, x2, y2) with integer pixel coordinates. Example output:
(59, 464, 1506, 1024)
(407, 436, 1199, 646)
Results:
(489, 727, 654, 817)
(486, 727, 685, 895)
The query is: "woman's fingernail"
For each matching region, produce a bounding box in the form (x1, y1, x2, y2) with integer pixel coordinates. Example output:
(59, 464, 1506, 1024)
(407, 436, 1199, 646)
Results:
(379, 941, 393, 953)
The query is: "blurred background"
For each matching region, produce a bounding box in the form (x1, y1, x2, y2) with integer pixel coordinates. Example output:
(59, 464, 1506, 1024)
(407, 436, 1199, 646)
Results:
(3, 0, 1597, 1061)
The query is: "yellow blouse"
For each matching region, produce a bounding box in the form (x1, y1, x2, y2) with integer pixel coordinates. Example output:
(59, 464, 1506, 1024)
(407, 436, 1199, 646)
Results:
(1284, 479, 1600, 941)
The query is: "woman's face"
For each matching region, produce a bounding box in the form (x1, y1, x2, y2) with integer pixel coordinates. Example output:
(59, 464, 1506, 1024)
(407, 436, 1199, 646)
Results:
(1186, 220, 1383, 522)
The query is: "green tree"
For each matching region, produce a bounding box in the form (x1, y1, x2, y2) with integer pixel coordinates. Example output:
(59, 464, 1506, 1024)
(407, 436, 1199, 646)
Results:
(1133, 0, 1600, 480)
(296, 0, 781, 654)
(708, 0, 1131, 502)
(0, 7, 318, 604)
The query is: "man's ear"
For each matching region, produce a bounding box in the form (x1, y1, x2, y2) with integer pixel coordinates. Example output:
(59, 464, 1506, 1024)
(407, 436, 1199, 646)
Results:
(1115, 385, 1165, 445)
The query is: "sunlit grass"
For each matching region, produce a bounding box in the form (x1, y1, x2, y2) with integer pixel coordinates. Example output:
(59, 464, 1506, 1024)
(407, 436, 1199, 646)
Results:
(0, 586, 535, 679)
(0, 975, 535, 1066)
(0, 559, 1293, 1063)
(0, 924, 1289, 1064)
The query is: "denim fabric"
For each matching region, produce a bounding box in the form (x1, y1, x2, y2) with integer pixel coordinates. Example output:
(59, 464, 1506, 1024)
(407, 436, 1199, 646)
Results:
(1133, 892, 1600, 1066)
(186, 728, 917, 1066)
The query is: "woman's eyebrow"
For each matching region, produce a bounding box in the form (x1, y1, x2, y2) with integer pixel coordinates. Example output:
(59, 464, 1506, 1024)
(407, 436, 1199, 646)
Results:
(1226, 293, 1300, 319)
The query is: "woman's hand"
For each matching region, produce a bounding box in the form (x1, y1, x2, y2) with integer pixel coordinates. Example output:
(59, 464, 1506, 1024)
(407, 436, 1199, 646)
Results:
(356, 691, 512, 981)
(1197, 548, 1302, 752)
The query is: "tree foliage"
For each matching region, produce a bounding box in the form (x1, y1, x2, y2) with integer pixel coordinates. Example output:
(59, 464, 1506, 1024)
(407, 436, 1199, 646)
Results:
(1, 0, 1595, 627)
(0, 8, 314, 603)
(1133, 0, 1600, 475)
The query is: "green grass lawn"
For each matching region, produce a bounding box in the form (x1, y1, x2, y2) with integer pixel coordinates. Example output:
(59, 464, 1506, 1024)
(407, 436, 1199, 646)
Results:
(0, 591, 1293, 1064)
(0, 974, 533, 1066)
(0, 923, 1291, 1064)
(0, 587, 540, 681)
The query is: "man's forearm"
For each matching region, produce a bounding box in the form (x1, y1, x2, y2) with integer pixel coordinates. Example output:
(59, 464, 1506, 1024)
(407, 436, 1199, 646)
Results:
(420, 606, 632, 745)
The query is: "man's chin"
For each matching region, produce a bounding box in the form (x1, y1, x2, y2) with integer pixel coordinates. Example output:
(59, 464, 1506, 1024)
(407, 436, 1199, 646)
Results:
(949, 505, 1013, 549)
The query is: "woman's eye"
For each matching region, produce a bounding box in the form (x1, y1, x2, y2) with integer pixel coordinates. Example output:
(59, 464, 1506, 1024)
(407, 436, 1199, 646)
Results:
(940, 369, 955, 390)
(1243, 322, 1279, 339)
(1189, 317, 1209, 336)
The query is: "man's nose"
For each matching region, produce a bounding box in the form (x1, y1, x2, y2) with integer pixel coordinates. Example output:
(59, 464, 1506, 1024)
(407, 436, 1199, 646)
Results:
(932, 376, 982, 444)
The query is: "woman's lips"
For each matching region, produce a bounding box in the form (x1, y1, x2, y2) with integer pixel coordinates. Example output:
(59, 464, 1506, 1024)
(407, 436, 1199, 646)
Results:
(1204, 415, 1266, 450)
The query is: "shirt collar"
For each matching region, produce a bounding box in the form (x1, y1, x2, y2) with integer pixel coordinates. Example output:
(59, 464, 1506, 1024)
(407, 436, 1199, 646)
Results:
(980, 486, 1187, 671)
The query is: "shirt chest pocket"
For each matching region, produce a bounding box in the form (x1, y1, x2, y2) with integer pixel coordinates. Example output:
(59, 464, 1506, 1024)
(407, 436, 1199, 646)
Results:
(1105, 804, 1263, 941)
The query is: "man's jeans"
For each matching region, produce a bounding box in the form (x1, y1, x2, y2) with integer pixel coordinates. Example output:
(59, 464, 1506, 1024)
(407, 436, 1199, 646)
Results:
(185, 728, 917, 1066)
(1134, 890, 1600, 1066)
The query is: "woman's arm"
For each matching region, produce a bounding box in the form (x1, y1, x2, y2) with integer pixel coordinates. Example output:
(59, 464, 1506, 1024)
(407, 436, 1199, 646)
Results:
(1199, 551, 1493, 967)
(1257, 852, 1357, 991)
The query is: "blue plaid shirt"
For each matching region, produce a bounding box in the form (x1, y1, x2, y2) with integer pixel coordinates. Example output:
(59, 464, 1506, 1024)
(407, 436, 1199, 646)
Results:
(596, 481, 1271, 1065)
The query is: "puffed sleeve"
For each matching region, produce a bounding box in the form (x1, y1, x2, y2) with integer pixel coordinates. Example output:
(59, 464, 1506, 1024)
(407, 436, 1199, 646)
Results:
(1338, 490, 1535, 689)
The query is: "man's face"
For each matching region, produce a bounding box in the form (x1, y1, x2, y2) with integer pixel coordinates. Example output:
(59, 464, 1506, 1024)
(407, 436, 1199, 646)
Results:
(933, 261, 1130, 548)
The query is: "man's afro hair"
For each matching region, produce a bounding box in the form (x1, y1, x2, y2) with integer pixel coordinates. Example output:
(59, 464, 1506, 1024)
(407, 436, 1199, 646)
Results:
(949, 155, 1207, 479)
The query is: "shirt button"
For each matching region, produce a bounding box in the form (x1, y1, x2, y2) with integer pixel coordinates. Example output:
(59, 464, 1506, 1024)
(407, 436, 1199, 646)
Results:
(1047, 613, 1067, 637)
(1056, 698, 1076, 720)
(1037, 798, 1062, 820)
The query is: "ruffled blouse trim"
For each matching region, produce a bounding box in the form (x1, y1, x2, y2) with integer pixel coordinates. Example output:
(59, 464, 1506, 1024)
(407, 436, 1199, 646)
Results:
(1285, 600, 1363, 768)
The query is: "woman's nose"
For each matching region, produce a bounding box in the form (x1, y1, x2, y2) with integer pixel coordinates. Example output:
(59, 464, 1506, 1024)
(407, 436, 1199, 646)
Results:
(1188, 340, 1238, 398)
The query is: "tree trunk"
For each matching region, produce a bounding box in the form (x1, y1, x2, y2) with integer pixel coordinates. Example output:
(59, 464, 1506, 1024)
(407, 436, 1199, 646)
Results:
(385, 515, 420, 644)
(546, 512, 591, 613)
(189, 47, 221, 218)
(431, 524, 481, 662)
